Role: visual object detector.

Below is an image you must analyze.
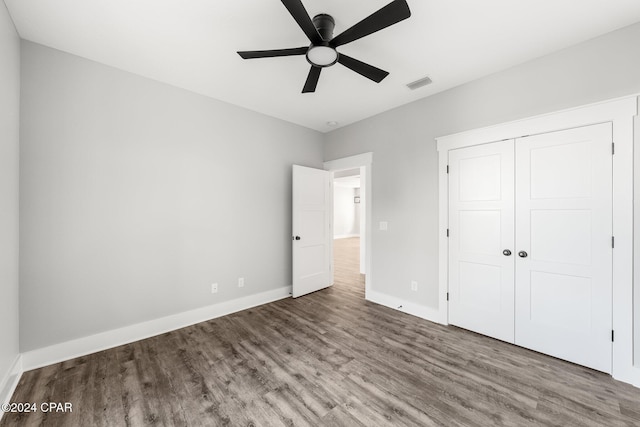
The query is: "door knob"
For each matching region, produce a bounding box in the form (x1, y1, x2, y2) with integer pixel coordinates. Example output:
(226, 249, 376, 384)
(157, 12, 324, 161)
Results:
(518, 251, 528, 258)
(293, 236, 301, 241)
(503, 249, 512, 256)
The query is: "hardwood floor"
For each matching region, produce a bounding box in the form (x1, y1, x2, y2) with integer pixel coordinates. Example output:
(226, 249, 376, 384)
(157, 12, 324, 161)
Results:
(3, 237, 639, 426)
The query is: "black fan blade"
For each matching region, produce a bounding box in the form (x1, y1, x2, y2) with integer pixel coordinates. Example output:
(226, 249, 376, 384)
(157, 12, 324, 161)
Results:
(281, 0, 323, 45)
(302, 66, 322, 93)
(337, 54, 389, 83)
(330, 0, 411, 47)
(237, 47, 308, 59)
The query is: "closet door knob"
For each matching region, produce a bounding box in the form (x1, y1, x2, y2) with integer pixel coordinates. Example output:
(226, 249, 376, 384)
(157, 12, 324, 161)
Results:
(518, 251, 528, 258)
(503, 249, 512, 256)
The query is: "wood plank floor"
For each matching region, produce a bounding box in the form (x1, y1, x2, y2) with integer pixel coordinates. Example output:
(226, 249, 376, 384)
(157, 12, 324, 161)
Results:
(3, 237, 639, 426)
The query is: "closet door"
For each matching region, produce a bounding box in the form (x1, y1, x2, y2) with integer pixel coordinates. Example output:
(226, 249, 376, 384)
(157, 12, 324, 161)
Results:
(448, 140, 515, 343)
(514, 123, 613, 373)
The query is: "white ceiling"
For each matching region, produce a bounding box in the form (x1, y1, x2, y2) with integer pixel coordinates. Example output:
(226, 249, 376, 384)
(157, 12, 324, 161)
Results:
(5, 0, 640, 132)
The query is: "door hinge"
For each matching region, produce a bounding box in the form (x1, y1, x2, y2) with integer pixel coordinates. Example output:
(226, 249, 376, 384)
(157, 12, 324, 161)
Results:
(446, 228, 449, 237)
(612, 142, 615, 155)
(446, 165, 449, 174)
(612, 236, 615, 248)
(612, 330, 615, 342)
(446, 292, 449, 301)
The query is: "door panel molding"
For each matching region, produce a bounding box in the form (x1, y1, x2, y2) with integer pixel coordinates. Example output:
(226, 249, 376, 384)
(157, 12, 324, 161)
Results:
(448, 140, 515, 343)
(514, 123, 613, 373)
(292, 165, 332, 298)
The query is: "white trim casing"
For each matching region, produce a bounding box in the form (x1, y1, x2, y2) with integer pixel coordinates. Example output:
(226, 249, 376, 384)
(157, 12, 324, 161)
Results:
(436, 96, 638, 387)
(21, 286, 291, 371)
(633, 110, 640, 387)
(612, 114, 639, 387)
(437, 142, 450, 325)
(324, 153, 373, 299)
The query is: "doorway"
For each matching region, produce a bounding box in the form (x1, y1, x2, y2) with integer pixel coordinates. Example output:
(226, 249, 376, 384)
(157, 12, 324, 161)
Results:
(333, 169, 364, 295)
(324, 153, 372, 299)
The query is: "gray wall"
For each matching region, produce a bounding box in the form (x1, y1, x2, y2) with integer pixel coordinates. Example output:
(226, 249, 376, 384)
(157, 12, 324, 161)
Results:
(333, 186, 360, 238)
(324, 22, 640, 319)
(0, 1, 20, 397)
(19, 41, 324, 352)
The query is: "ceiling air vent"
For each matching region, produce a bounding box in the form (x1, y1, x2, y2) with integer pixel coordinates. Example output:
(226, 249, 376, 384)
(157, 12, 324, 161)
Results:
(406, 76, 432, 90)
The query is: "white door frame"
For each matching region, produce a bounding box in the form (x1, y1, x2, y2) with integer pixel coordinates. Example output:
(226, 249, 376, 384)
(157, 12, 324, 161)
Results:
(324, 153, 373, 298)
(437, 96, 639, 387)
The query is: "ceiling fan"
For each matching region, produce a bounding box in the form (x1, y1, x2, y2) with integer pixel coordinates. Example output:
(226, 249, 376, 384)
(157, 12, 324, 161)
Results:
(237, 0, 411, 93)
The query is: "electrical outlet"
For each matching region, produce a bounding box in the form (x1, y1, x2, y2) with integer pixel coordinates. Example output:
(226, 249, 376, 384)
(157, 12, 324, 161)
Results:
(238, 277, 245, 288)
(211, 283, 218, 294)
(411, 281, 418, 292)
(379, 221, 388, 231)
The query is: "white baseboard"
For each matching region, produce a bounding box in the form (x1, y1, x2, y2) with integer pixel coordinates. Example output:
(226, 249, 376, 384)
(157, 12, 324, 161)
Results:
(366, 289, 446, 325)
(333, 234, 359, 239)
(22, 286, 292, 371)
(0, 354, 23, 421)
(616, 365, 640, 388)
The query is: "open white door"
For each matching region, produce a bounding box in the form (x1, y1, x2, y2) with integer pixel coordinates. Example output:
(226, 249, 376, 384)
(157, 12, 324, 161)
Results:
(292, 165, 333, 298)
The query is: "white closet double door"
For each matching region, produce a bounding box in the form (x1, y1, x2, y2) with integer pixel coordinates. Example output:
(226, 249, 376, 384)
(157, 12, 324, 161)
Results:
(448, 123, 613, 373)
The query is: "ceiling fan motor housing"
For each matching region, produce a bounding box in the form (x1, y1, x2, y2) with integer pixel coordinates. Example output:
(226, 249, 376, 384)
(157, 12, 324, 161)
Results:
(306, 14, 338, 67)
(312, 14, 335, 40)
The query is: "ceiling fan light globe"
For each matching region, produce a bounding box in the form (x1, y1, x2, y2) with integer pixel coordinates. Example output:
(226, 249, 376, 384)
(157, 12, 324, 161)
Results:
(306, 46, 338, 67)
